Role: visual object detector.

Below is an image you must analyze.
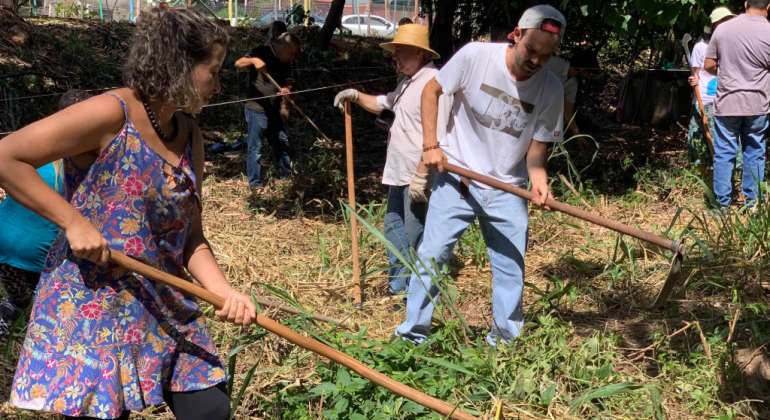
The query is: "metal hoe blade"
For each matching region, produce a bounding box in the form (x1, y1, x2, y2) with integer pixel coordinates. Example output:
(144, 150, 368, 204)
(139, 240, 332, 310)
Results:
(653, 239, 686, 306)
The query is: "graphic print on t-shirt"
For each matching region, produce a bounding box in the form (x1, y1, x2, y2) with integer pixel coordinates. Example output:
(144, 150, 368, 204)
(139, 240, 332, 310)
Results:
(472, 83, 535, 138)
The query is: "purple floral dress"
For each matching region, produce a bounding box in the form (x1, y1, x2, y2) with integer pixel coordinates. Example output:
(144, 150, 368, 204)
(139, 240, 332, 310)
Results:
(11, 94, 226, 418)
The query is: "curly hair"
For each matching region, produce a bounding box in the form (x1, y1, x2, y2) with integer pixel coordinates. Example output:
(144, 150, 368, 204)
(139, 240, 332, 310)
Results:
(123, 7, 230, 110)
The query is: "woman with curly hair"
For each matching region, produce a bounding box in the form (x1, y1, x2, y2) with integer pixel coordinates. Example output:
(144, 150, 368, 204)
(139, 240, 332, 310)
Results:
(0, 7, 255, 420)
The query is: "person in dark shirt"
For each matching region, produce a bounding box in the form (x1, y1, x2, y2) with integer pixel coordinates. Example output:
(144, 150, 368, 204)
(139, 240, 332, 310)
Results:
(235, 33, 300, 190)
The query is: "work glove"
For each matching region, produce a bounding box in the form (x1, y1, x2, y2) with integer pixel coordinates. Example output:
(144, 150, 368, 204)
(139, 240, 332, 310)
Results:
(408, 172, 430, 203)
(334, 89, 359, 113)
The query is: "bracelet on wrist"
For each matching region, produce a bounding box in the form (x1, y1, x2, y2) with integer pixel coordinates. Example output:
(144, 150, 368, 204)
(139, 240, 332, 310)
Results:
(423, 144, 441, 152)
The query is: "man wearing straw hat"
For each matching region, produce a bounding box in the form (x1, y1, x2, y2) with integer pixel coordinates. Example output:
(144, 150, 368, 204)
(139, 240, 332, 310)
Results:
(334, 25, 452, 301)
(704, 0, 770, 211)
(396, 5, 565, 346)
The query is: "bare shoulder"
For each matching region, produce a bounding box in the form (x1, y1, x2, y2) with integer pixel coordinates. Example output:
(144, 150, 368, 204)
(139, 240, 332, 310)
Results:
(62, 90, 127, 132)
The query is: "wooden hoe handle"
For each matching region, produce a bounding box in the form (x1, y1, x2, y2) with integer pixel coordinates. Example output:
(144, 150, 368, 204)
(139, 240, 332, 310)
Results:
(109, 251, 479, 420)
(261, 70, 331, 142)
(443, 163, 679, 253)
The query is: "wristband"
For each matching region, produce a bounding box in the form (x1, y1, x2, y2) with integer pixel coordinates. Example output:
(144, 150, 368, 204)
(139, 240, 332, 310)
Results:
(423, 144, 441, 152)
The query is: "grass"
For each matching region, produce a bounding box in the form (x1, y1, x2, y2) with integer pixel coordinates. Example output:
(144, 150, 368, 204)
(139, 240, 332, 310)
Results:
(2, 129, 768, 419)
(1, 19, 769, 420)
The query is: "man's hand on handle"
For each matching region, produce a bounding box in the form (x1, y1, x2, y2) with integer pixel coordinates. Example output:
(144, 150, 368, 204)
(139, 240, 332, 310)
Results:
(530, 179, 552, 211)
(422, 147, 447, 173)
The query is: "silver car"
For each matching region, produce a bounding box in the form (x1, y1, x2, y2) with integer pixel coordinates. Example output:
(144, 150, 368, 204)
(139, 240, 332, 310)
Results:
(341, 14, 396, 37)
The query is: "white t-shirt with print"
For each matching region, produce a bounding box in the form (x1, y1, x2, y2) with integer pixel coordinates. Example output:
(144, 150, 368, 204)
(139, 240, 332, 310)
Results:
(690, 40, 716, 106)
(436, 42, 564, 188)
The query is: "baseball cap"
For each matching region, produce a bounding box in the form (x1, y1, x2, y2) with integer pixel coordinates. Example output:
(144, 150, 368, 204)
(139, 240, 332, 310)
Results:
(704, 25, 712, 34)
(512, 5, 567, 38)
(710, 6, 736, 24)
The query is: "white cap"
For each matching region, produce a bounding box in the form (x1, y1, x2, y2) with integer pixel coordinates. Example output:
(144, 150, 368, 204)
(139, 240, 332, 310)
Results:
(704, 25, 712, 34)
(516, 5, 566, 37)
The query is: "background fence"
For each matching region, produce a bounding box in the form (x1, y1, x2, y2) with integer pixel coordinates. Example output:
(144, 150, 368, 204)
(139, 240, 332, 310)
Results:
(5, 0, 423, 26)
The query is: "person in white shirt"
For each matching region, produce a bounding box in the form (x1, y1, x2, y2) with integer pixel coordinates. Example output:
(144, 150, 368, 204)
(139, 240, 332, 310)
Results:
(396, 5, 565, 346)
(334, 25, 452, 299)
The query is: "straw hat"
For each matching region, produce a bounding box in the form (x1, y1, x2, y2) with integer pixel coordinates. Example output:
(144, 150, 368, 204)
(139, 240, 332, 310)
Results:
(710, 6, 736, 25)
(381, 24, 440, 60)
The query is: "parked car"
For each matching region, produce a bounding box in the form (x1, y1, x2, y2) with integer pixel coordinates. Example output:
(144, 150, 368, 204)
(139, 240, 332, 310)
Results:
(256, 10, 326, 27)
(340, 14, 396, 37)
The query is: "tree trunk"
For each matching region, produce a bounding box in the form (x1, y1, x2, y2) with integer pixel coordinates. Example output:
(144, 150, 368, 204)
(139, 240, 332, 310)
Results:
(316, 0, 346, 50)
(429, 0, 455, 64)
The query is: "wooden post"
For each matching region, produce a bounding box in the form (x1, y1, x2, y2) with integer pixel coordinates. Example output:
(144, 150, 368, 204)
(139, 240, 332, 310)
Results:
(136, 0, 140, 19)
(345, 100, 362, 308)
(413, 0, 417, 22)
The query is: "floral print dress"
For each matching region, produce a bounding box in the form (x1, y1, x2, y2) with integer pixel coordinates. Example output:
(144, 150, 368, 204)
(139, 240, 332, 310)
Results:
(11, 94, 226, 419)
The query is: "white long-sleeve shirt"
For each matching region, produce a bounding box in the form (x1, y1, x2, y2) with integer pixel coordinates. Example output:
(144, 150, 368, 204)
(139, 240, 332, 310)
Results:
(376, 62, 453, 186)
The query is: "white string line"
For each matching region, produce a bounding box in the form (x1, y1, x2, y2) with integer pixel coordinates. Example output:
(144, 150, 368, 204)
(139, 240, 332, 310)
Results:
(0, 75, 397, 136)
(0, 86, 123, 102)
(203, 74, 396, 108)
(0, 66, 396, 102)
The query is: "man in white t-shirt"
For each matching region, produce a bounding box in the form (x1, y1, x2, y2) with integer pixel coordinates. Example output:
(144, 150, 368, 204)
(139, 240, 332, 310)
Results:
(395, 5, 565, 346)
(333, 25, 452, 299)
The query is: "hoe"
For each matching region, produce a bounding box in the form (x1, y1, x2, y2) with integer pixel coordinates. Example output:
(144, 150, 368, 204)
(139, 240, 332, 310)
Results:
(443, 163, 686, 307)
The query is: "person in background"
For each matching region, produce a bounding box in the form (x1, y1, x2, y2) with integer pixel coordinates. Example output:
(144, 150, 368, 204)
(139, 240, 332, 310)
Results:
(333, 25, 452, 304)
(264, 21, 295, 129)
(398, 17, 412, 26)
(686, 7, 737, 192)
(236, 33, 301, 192)
(490, 23, 509, 42)
(0, 89, 91, 344)
(0, 8, 256, 419)
(704, 0, 770, 211)
(398, 6, 565, 346)
(543, 50, 599, 151)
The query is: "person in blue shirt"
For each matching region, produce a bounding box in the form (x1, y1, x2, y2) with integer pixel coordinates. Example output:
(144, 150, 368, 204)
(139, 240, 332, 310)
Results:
(0, 89, 90, 341)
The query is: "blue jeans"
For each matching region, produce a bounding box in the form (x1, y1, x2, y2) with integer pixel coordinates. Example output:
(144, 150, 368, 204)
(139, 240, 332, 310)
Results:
(383, 185, 426, 294)
(712, 115, 769, 208)
(245, 108, 291, 188)
(396, 172, 528, 346)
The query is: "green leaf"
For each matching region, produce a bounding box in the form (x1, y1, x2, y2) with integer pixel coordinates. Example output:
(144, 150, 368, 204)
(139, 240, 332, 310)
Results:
(541, 383, 556, 405)
(595, 363, 613, 380)
(415, 355, 475, 376)
(568, 382, 662, 415)
(309, 382, 338, 396)
(334, 398, 349, 412)
(580, 4, 589, 15)
(229, 361, 259, 420)
(338, 368, 352, 387)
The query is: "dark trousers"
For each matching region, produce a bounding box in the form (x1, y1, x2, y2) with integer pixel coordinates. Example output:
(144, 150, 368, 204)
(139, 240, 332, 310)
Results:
(64, 382, 230, 420)
(245, 108, 291, 188)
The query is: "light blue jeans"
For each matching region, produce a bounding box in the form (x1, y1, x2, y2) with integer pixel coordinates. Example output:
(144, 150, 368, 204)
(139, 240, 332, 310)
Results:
(712, 115, 769, 208)
(396, 172, 528, 346)
(383, 185, 426, 294)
